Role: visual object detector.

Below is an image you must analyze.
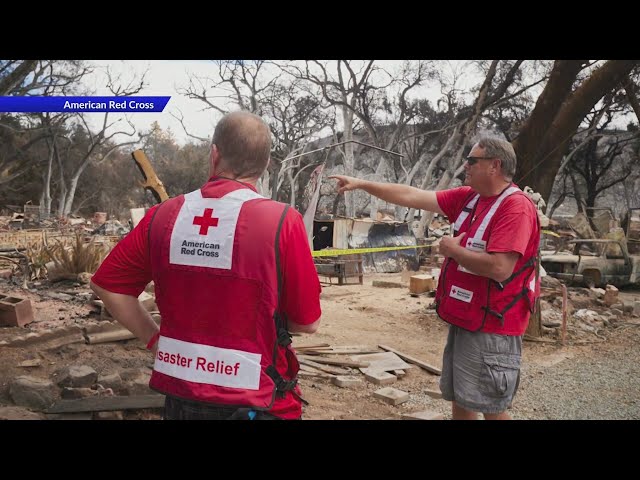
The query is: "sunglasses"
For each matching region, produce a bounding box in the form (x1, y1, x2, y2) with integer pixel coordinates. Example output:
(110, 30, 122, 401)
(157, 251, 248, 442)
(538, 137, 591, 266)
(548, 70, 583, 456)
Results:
(466, 156, 495, 165)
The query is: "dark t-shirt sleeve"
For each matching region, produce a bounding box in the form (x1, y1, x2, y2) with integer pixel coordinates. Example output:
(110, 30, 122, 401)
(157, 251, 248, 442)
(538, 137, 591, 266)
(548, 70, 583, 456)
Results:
(279, 208, 322, 326)
(91, 205, 159, 297)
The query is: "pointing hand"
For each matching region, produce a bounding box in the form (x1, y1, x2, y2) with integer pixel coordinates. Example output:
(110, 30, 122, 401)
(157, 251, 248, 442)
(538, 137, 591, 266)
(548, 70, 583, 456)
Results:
(328, 175, 362, 194)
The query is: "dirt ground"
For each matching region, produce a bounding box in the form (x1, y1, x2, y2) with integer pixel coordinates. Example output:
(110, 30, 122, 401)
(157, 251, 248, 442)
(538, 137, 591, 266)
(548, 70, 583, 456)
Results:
(1, 272, 639, 420)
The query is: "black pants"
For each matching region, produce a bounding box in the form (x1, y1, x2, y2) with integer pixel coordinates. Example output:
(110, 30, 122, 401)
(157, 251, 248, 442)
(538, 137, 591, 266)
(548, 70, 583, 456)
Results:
(163, 395, 283, 420)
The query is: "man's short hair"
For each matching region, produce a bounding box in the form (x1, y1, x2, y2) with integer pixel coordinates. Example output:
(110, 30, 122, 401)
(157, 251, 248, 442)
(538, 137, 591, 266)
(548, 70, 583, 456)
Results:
(212, 111, 271, 178)
(476, 136, 517, 181)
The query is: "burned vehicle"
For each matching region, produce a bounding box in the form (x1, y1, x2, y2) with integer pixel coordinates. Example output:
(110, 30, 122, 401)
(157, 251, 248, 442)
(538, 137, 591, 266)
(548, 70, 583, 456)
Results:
(541, 239, 640, 288)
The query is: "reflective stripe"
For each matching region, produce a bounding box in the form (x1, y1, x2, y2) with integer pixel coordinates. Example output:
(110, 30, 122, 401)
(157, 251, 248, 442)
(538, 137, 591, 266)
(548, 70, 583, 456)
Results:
(457, 186, 521, 275)
(472, 186, 520, 241)
(453, 194, 479, 232)
(154, 336, 262, 390)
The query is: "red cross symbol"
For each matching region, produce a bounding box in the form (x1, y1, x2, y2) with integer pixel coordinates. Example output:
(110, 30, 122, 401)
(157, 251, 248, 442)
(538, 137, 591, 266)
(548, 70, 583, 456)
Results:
(193, 208, 219, 235)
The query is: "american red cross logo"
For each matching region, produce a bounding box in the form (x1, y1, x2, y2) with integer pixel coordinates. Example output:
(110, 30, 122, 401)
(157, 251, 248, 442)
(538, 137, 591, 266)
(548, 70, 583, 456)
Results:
(467, 240, 472, 247)
(452, 289, 457, 294)
(193, 208, 219, 235)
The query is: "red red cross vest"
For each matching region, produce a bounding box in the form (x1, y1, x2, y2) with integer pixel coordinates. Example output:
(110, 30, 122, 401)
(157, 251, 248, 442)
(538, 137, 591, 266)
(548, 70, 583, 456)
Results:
(147, 179, 300, 410)
(435, 185, 541, 335)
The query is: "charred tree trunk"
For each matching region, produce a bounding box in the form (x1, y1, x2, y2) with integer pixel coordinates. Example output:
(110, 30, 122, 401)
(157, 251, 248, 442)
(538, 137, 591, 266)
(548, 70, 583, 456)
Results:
(514, 60, 637, 202)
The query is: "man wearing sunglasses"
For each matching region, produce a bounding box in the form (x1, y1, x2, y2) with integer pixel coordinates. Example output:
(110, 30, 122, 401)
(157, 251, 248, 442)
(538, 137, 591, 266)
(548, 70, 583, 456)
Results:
(330, 136, 540, 420)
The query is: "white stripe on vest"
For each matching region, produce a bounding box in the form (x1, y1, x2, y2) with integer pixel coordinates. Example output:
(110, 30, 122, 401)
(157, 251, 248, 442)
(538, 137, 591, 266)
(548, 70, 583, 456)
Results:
(454, 186, 520, 275)
(453, 194, 479, 233)
(154, 336, 262, 390)
(169, 188, 263, 270)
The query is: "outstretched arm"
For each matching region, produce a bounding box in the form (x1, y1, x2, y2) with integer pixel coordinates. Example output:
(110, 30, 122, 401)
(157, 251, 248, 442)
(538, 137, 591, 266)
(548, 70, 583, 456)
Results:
(329, 175, 443, 215)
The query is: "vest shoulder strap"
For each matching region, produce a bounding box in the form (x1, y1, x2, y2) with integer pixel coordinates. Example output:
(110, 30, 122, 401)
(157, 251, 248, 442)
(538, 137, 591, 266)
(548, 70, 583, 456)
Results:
(274, 204, 290, 344)
(453, 192, 480, 233)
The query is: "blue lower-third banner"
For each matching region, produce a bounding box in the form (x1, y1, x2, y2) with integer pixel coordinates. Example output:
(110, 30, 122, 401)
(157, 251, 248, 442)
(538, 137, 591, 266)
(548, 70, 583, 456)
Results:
(0, 96, 171, 113)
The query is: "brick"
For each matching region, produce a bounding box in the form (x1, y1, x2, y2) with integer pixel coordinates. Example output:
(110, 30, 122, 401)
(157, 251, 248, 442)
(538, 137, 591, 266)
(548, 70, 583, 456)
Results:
(0, 295, 34, 327)
(373, 387, 409, 405)
(364, 370, 397, 385)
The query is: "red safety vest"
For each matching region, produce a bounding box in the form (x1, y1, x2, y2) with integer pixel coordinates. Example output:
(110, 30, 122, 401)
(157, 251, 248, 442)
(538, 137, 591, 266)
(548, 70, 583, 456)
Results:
(435, 186, 540, 335)
(147, 180, 300, 410)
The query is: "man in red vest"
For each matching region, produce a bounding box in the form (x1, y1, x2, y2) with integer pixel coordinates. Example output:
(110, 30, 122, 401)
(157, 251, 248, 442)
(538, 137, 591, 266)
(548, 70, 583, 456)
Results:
(91, 111, 321, 420)
(330, 136, 540, 420)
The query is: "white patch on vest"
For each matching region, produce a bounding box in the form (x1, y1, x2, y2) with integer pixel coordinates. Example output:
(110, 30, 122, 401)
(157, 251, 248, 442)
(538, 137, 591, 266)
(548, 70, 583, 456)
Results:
(169, 188, 263, 269)
(449, 285, 473, 303)
(457, 238, 486, 274)
(465, 238, 486, 252)
(154, 336, 262, 390)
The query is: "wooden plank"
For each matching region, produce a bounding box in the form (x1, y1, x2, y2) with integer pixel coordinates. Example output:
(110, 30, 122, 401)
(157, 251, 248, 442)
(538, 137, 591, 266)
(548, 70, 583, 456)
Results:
(378, 344, 442, 375)
(299, 364, 327, 375)
(298, 355, 369, 368)
(46, 394, 165, 414)
(299, 344, 372, 350)
(86, 329, 136, 344)
(523, 335, 557, 344)
(302, 348, 381, 356)
(43, 334, 86, 350)
(294, 343, 331, 350)
(298, 371, 334, 379)
(17, 359, 42, 368)
(299, 357, 351, 375)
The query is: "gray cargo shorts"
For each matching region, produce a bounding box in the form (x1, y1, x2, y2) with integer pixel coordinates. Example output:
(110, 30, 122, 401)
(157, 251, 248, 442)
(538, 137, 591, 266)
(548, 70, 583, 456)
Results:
(439, 324, 522, 414)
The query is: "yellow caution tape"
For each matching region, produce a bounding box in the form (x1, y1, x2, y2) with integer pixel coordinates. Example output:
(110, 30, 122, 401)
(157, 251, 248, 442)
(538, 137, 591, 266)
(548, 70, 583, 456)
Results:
(312, 244, 431, 257)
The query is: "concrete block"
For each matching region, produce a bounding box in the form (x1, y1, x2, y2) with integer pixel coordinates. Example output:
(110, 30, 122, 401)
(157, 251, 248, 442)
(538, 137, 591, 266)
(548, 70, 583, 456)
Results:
(424, 389, 443, 399)
(402, 410, 444, 420)
(373, 387, 409, 406)
(364, 370, 397, 385)
(331, 375, 363, 388)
